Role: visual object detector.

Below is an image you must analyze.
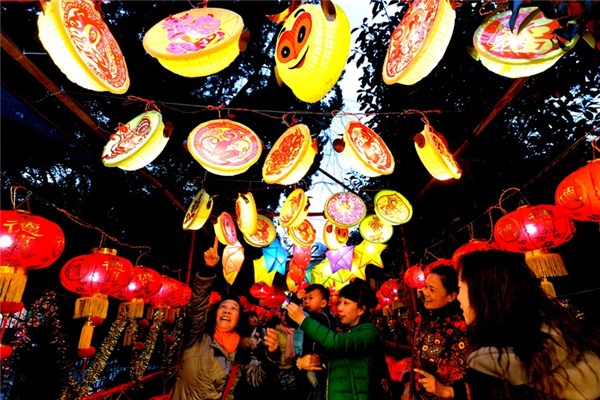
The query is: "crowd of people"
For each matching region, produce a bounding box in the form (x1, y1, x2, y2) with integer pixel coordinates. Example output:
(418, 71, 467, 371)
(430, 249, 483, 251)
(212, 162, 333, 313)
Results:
(164, 244, 600, 400)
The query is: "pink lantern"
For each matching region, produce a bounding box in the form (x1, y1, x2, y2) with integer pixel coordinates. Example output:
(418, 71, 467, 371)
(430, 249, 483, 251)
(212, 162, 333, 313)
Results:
(325, 246, 354, 274)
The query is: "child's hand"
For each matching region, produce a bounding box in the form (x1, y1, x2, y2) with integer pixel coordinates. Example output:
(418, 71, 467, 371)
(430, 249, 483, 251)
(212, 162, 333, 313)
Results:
(286, 302, 306, 325)
(203, 236, 220, 267)
(264, 328, 279, 353)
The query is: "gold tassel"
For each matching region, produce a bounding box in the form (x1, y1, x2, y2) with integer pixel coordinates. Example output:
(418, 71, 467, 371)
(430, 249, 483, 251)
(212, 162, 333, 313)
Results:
(0, 267, 28, 303)
(540, 277, 557, 298)
(78, 319, 95, 349)
(123, 319, 138, 346)
(525, 249, 568, 278)
(74, 294, 109, 319)
(119, 299, 144, 319)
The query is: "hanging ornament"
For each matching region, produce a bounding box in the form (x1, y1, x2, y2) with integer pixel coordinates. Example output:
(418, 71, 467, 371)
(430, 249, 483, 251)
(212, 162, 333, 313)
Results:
(382, 0, 455, 85)
(353, 240, 387, 269)
(183, 189, 213, 230)
(323, 220, 349, 251)
(403, 265, 426, 289)
(380, 278, 402, 300)
(414, 122, 461, 180)
(249, 281, 274, 301)
(214, 212, 238, 246)
(243, 214, 277, 248)
(262, 240, 288, 275)
(0, 209, 65, 304)
(292, 244, 312, 269)
(325, 245, 354, 274)
(146, 276, 191, 325)
(359, 214, 394, 244)
(253, 256, 277, 287)
(101, 110, 170, 171)
(473, 7, 579, 78)
(112, 265, 161, 319)
(307, 258, 331, 286)
(37, 0, 129, 93)
(324, 192, 366, 228)
(287, 219, 317, 247)
(236, 192, 258, 235)
(342, 121, 395, 177)
(143, 7, 245, 77)
(222, 241, 245, 285)
(374, 189, 413, 225)
(274, 1, 351, 103)
(263, 124, 317, 185)
(288, 259, 307, 284)
(279, 188, 310, 228)
(187, 119, 262, 176)
(555, 159, 600, 222)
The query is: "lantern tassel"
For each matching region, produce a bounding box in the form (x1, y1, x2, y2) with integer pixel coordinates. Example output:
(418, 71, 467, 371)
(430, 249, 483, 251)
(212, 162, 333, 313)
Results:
(525, 249, 568, 278)
(540, 277, 557, 298)
(74, 295, 109, 319)
(0, 267, 27, 303)
(119, 299, 145, 319)
(78, 319, 95, 349)
(123, 319, 138, 346)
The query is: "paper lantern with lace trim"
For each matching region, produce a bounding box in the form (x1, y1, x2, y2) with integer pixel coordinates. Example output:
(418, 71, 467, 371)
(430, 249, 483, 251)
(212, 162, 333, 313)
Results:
(279, 188, 310, 228)
(182, 189, 213, 230)
(342, 121, 395, 177)
(324, 192, 366, 228)
(414, 123, 461, 180)
(555, 159, 600, 222)
(263, 124, 317, 185)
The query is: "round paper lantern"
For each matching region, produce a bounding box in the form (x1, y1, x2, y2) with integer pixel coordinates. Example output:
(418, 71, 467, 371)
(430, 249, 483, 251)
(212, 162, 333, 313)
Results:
(112, 265, 161, 319)
(250, 282, 274, 300)
(236, 192, 258, 235)
(187, 119, 262, 176)
(287, 219, 317, 247)
(403, 265, 425, 289)
(0, 210, 65, 303)
(143, 7, 244, 77)
(323, 220, 349, 250)
(243, 214, 277, 248)
(279, 188, 310, 228)
(555, 159, 600, 222)
(452, 239, 496, 269)
(342, 121, 395, 177)
(37, 0, 129, 94)
(414, 123, 461, 180)
(324, 192, 366, 228)
(182, 188, 213, 230)
(263, 124, 317, 185)
(214, 212, 238, 246)
(424, 258, 453, 277)
(274, 2, 351, 103)
(101, 110, 169, 171)
(380, 278, 401, 300)
(473, 7, 579, 78)
(374, 189, 413, 226)
(359, 214, 394, 244)
(146, 276, 191, 308)
(382, 0, 455, 85)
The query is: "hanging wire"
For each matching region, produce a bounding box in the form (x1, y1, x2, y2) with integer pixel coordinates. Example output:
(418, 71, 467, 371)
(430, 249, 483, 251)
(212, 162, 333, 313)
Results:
(9, 186, 31, 211)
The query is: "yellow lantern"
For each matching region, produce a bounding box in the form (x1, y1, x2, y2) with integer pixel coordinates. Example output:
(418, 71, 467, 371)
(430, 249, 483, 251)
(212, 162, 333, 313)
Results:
(323, 220, 349, 250)
(414, 123, 461, 180)
(473, 7, 579, 78)
(274, 2, 351, 103)
(188, 119, 262, 176)
(37, 0, 129, 94)
(382, 0, 455, 85)
(143, 7, 244, 78)
(287, 219, 316, 247)
(222, 241, 244, 285)
(214, 212, 238, 246)
(324, 192, 366, 228)
(101, 110, 169, 171)
(235, 192, 258, 235)
(374, 189, 413, 225)
(263, 124, 317, 185)
(182, 189, 213, 230)
(243, 214, 277, 248)
(279, 188, 310, 228)
(359, 214, 394, 244)
(343, 121, 395, 177)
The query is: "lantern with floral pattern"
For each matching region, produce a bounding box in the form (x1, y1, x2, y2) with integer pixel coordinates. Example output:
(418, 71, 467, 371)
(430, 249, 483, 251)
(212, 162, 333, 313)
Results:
(342, 121, 395, 177)
(279, 188, 310, 228)
(263, 124, 317, 185)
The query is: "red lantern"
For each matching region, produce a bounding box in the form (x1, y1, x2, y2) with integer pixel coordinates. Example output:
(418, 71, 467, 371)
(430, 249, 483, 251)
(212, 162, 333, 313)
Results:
(555, 159, 600, 222)
(380, 278, 401, 300)
(452, 239, 496, 269)
(403, 265, 425, 289)
(262, 288, 286, 309)
(250, 282, 274, 300)
(0, 210, 65, 303)
(113, 266, 162, 319)
(146, 276, 191, 308)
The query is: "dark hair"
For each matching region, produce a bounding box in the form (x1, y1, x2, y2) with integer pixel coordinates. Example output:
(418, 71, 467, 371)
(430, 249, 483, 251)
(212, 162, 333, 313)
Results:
(458, 250, 600, 397)
(245, 310, 258, 319)
(304, 283, 330, 301)
(338, 280, 377, 322)
(429, 264, 459, 294)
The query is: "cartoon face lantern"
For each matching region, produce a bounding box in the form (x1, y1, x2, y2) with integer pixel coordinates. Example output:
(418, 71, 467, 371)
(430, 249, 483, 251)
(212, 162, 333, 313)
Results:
(275, 2, 351, 103)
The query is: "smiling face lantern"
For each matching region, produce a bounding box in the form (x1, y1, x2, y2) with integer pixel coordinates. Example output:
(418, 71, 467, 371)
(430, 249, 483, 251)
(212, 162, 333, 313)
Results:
(274, 1, 351, 103)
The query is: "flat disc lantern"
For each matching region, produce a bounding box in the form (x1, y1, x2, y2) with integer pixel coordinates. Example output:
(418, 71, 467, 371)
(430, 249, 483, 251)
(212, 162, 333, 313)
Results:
(279, 188, 310, 228)
(473, 7, 579, 78)
(274, 2, 351, 103)
(374, 189, 413, 225)
(236, 192, 258, 235)
(414, 123, 461, 180)
(143, 7, 244, 78)
(342, 121, 395, 177)
(101, 110, 169, 171)
(243, 215, 277, 248)
(555, 159, 600, 222)
(263, 124, 317, 185)
(287, 219, 317, 247)
(214, 212, 238, 246)
(324, 192, 366, 228)
(382, 0, 456, 85)
(187, 119, 262, 176)
(37, 0, 129, 94)
(359, 214, 394, 244)
(182, 189, 213, 230)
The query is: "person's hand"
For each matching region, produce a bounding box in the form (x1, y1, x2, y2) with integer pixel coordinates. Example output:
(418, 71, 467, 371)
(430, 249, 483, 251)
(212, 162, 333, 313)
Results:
(296, 354, 323, 371)
(286, 302, 306, 325)
(415, 368, 454, 398)
(296, 289, 306, 300)
(264, 328, 279, 353)
(240, 337, 257, 350)
(203, 236, 220, 267)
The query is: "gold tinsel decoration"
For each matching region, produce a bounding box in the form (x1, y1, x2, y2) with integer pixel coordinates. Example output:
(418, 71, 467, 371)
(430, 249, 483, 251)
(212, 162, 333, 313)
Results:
(130, 308, 164, 383)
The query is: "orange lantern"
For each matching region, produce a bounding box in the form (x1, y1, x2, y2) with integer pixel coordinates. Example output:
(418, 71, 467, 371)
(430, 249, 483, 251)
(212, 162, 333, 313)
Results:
(414, 123, 461, 180)
(37, 0, 129, 94)
(383, 0, 455, 85)
(182, 188, 213, 230)
(403, 265, 425, 289)
(112, 266, 161, 319)
(60, 248, 133, 352)
(473, 7, 579, 78)
(143, 7, 244, 77)
(555, 159, 600, 222)
(359, 214, 394, 244)
(323, 220, 349, 251)
(374, 189, 413, 225)
(274, 2, 351, 103)
(287, 219, 317, 247)
(187, 119, 263, 176)
(263, 124, 317, 185)
(342, 121, 395, 177)
(101, 110, 169, 171)
(214, 212, 238, 246)
(0, 210, 65, 303)
(236, 192, 258, 235)
(324, 192, 366, 228)
(243, 214, 277, 248)
(279, 188, 310, 228)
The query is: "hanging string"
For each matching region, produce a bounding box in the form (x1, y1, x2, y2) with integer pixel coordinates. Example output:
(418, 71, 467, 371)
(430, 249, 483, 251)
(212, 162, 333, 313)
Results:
(9, 186, 31, 211)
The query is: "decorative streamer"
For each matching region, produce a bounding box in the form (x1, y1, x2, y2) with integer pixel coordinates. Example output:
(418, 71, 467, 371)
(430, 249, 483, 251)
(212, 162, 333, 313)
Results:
(130, 308, 164, 385)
